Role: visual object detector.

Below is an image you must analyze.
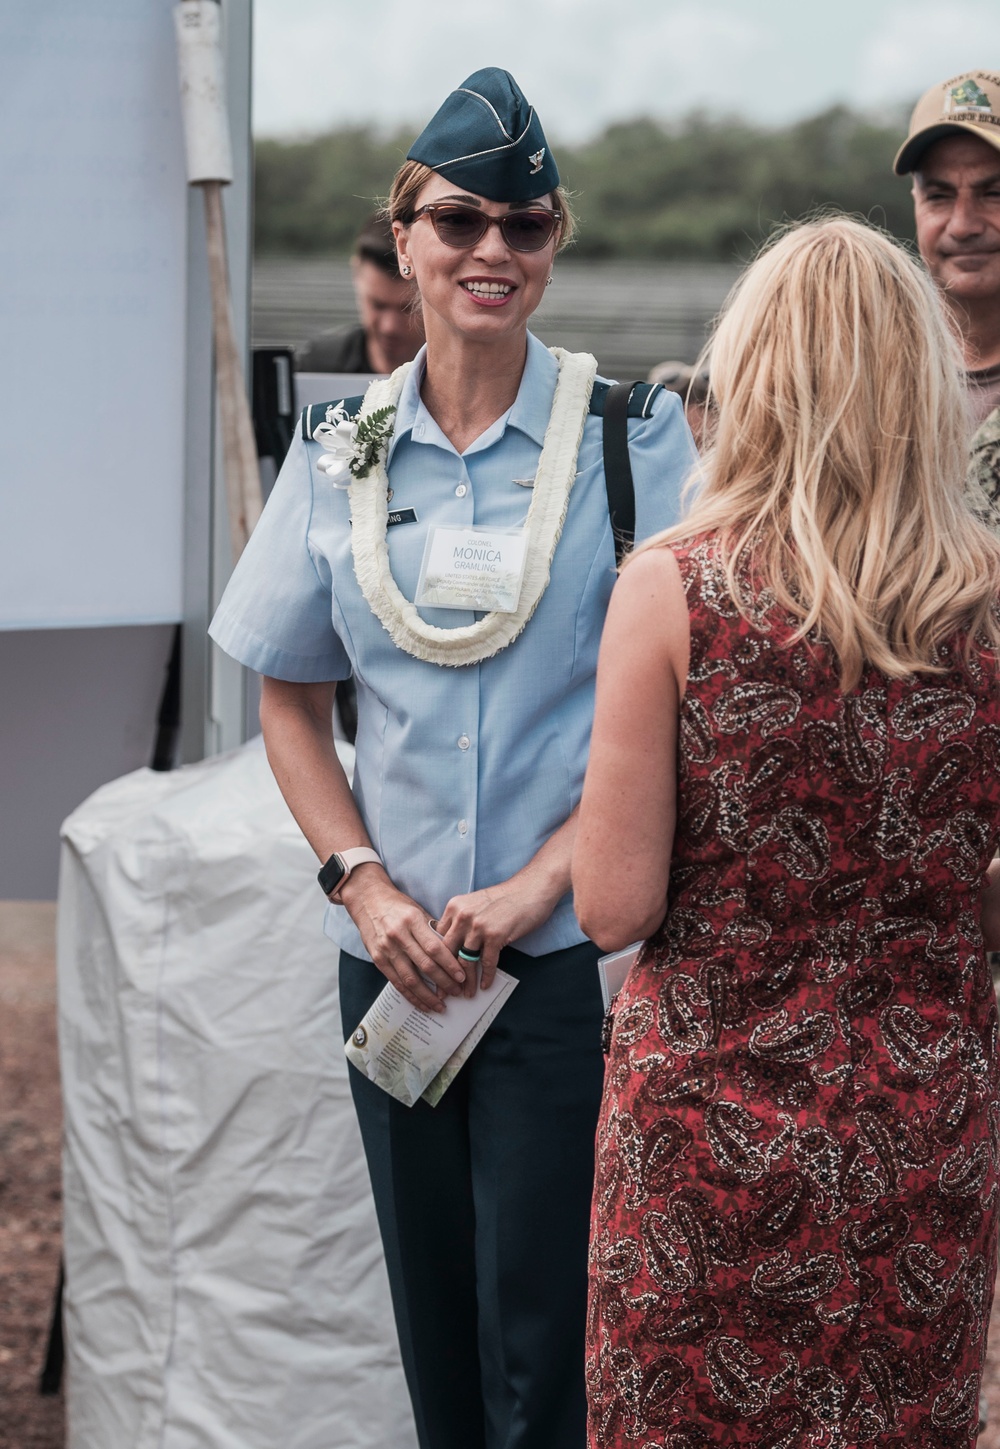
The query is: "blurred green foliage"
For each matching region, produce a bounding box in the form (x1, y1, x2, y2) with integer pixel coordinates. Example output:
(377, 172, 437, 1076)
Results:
(255, 126, 411, 255)
(254, 106, 917, 260)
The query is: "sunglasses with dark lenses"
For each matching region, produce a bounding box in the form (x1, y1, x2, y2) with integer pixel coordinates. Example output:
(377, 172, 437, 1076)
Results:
(411, 202, 561, 253)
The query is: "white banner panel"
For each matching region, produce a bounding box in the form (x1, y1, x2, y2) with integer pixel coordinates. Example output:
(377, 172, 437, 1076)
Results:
(0, 3, 188, 628)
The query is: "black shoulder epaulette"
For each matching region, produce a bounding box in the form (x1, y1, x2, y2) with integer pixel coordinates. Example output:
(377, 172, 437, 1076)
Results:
(588, 379, 663, 419)
(300, 395, 366, 442)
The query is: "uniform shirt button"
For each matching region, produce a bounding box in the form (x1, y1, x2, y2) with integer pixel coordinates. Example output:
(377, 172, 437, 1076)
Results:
(457, 819, 469, 836)
(457, 734, 471, 751)
(455, 483, 468, 497)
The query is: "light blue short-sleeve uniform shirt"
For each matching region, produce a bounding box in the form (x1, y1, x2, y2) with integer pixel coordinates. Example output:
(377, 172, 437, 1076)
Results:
(210, 333, 695, 960)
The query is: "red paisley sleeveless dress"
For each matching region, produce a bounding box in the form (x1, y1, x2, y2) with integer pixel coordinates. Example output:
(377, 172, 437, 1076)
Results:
(586, 536, 1000, 1449)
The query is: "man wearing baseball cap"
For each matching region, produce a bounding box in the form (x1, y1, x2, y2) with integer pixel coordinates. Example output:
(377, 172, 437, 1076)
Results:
(895, 71, 1000, 513)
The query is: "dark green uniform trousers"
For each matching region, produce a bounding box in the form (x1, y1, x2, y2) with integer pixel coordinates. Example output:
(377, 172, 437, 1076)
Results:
(339, 939, 604, 1449)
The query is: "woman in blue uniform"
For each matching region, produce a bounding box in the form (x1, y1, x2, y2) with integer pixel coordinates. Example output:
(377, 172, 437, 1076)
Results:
(211, 68, 693, 1449)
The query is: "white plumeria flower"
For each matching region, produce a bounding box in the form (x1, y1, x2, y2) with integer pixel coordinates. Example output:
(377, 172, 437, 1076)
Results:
(313, 404, 358, 489)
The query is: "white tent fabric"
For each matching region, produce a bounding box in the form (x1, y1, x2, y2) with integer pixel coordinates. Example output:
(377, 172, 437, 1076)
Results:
(57, 737, 417, 1449)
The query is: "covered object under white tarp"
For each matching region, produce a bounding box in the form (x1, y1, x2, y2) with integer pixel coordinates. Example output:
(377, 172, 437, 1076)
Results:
(57, 738, 417, 1449)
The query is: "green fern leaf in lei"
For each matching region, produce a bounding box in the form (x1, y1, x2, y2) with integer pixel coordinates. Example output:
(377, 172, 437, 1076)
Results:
(350, 406, 396, 479)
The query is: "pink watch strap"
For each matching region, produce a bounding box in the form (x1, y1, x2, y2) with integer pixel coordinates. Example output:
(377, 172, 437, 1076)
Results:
(329, 847, 382, 898)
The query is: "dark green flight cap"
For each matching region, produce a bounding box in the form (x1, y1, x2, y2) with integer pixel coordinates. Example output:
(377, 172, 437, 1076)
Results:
(407, 68, 559, 202)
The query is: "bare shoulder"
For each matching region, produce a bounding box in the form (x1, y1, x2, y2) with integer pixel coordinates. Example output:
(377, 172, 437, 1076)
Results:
(620, 541, 686, 591)
(604, 544, 690, 692)
(612, 545, 688, 636)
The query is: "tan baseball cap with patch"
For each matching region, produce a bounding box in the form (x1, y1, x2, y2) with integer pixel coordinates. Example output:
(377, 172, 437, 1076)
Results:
(894, 70, 1000, 175)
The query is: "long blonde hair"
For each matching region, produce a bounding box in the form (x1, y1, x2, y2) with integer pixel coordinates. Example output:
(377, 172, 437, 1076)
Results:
(642, 216, 1000, 689)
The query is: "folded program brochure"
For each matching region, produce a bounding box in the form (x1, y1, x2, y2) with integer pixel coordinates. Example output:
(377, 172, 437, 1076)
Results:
(345, 968, 518, 1108)
(597, 943, 642, 1010)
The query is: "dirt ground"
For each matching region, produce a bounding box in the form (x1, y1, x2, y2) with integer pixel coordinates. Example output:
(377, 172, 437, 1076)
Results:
(0, 903, 65, 1449)
(4, 900, 1000, 1448)
(986, 1301, 1000, 1449)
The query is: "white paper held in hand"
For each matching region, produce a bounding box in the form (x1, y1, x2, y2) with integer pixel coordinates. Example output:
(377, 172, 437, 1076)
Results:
(345, 968, 519, 1107)
(597, 943, 643, 1011)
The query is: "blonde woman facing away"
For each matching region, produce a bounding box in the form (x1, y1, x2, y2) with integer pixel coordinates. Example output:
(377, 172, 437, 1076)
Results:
(574, 217, 1000, 1448)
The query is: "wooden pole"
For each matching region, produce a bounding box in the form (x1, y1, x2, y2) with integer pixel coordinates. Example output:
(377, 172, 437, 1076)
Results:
(200, 178, 261, 561)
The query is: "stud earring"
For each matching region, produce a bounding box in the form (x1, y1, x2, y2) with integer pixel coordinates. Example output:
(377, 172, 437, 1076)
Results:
(400, 263, 412, 277)
(545, 274, 553, 286)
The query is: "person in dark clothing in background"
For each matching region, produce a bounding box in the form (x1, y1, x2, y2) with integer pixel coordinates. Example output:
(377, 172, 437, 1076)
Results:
(295, 214, 423, 375)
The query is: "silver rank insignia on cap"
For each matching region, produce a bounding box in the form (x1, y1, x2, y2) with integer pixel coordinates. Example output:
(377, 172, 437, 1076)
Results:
(528, 148, 546, 175)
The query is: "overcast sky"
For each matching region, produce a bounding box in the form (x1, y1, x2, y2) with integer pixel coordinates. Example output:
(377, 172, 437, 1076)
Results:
(253, 0, 1000, 140)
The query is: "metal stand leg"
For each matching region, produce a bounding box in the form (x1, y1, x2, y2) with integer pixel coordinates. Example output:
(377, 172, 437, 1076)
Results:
(38, 1259, 64, 1396)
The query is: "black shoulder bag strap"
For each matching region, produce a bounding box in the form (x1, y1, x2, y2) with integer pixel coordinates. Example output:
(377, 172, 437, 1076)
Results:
(602, 381, 637, 566)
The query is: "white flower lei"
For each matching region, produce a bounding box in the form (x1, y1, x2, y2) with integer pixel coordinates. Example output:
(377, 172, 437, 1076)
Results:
(318, 347, 598, 667)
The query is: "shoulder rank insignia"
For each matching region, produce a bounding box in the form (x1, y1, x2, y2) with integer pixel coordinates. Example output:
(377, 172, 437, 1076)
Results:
(588, 380, 664, 419)
(300, 395, 365, 442)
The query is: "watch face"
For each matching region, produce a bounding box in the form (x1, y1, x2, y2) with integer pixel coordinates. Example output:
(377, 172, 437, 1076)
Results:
(318, 853, 346, 896)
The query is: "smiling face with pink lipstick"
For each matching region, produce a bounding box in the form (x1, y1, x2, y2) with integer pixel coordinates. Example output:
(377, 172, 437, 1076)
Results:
(392, 168, 561, 352)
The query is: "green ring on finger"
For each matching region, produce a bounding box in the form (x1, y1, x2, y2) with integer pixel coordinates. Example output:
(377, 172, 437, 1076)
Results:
(458, 947, 482, 963)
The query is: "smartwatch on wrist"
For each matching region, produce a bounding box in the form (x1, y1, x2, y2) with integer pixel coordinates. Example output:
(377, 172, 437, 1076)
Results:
(318, 847, 382, 899)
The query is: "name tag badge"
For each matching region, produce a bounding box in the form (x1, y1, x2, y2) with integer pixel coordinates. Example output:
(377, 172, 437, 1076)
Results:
(387, 507, 418, 527)
(416, 525, 529, 613)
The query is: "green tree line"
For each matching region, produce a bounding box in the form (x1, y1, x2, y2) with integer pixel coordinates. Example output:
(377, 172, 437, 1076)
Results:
(255, 105, 917, 261)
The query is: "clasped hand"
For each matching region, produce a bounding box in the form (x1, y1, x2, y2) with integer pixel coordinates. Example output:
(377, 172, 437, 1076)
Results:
(341, 867, 558, 1013)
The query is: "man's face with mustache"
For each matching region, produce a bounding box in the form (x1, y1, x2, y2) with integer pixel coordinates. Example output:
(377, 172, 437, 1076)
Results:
(913, 134, 1000, 311)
